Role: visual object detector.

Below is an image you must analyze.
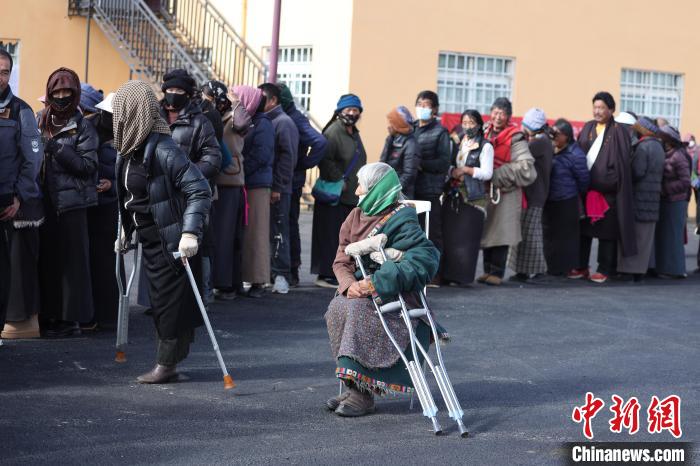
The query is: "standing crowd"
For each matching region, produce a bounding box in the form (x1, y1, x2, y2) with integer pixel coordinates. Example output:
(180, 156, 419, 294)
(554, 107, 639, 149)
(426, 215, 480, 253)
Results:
(0, 50, 697, 380)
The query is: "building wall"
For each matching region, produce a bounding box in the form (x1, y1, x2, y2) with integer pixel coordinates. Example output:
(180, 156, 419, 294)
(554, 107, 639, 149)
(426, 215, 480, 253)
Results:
(1, 0, 130, 113)
(212, 0, 354, 126)
(349, 0, 700, 161)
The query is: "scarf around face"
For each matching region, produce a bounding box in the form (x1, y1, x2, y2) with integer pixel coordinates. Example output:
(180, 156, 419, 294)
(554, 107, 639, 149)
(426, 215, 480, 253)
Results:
(42, 67, 81, 132)
(485, 123, 519, 169)
(112, 80, 171, 156)
(358, 169, 403, 216)
(232, 85, 263, 117)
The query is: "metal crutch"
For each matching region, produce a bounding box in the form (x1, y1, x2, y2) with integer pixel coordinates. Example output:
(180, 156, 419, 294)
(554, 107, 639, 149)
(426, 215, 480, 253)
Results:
(173, 252, 235, 390)
(353, 255, 443, 435)
(115, 214, 139, 363)
(375, 245, 469, 437)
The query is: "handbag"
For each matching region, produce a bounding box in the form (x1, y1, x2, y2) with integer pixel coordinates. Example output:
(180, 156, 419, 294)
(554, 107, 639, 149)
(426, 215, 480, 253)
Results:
(312, 142, 360, 206)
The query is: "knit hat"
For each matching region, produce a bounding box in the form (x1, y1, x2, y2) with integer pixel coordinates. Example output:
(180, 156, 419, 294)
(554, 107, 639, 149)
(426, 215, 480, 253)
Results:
(336, 93, 363, 113)
(387, 106, 412, 135)
(201, 80, 228, 106)
(522, 108, 547, 132)
(80, 83, 104, 113)
(278, 82, 295, 112)
(161, 69, 196, 95)
(614, 111, 637, 126)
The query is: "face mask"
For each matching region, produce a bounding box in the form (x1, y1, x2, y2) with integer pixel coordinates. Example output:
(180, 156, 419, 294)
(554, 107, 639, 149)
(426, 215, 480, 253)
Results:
(464, 126, 480, 139)
(339, 113, 358, 126)
(51, 96, 73, 111)
(165, 92, 189, 111)
(415, 106, 432, 121)
(689, 140, 696, 148)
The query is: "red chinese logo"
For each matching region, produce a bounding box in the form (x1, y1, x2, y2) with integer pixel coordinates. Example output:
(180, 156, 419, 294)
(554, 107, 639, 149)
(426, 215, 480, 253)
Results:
(609, 394, 640, 434)
(572, 392, 605, 439)
(647, 395, 682, 438)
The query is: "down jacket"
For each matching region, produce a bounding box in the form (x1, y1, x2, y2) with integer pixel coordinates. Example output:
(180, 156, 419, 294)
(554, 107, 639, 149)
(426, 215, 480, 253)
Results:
(379, 132, 420, 198)
(661, 147, 691, 202)
(413, 118, 451, 197)
(116, 133, 211, 255)
(39, 110, 99, 214)
(630, 137, 664, 222)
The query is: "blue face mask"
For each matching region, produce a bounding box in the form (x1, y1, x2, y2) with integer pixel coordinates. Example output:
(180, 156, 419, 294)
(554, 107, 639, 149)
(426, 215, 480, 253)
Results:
(415, 106, 433, 121)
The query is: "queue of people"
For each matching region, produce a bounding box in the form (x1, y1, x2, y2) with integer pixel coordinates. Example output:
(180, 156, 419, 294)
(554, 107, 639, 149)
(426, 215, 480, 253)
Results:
(0, 52, 696, 372)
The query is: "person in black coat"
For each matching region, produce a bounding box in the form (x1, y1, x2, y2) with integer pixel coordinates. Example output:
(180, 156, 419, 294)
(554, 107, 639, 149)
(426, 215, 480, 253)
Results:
(81, 84, 120, 328)
(379, 106, 420, 198)
(37, 68, 99, 338)
(113, 80, 211, 384)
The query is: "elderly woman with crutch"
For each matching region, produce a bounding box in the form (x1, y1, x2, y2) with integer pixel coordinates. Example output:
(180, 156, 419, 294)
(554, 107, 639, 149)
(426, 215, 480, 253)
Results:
(112, 80, 211, 384)
(324, 162, 457, 427)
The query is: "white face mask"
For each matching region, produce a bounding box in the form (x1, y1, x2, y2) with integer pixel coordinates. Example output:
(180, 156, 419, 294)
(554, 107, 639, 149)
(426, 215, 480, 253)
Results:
(689, 140, 696, 148)
(415, 106, 432, 121)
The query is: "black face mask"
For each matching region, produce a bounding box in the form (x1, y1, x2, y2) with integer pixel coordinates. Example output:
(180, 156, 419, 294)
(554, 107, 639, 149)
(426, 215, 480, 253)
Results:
(165, 92, 189, 111)
(51, 96, 73, 111)
(339, 113, 358, 126)
(464, 127, 480, 139)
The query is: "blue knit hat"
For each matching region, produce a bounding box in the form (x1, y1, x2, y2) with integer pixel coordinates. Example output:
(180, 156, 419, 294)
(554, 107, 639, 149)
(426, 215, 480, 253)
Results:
(80, 83, 103, 113)
(522, 108, 547, 132)
(336, 93, 363, 113)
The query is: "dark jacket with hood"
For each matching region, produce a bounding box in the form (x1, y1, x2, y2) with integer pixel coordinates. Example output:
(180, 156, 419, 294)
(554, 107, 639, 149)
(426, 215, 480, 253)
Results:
(160, 100, 221, 181)
(629, 137, 664, 222)
(661, 147, 692, 202)
(39, 110, 99, 214)
(379, 131, 420, 198)
(242, 112, 275, 189)
(266, 105, 299, 195)
(116, 133, 211, 255)
(286, 104, 327, 191)
(413, 118, 450, 197)
(549, 142, 590, 202)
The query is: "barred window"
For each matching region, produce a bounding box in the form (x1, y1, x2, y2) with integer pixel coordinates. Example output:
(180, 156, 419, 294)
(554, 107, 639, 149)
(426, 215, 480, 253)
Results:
(0, 39, 20, 93)
(265, 46, 313, 112)
(620, 69, 683, 127)
(437, 51, 514, 115)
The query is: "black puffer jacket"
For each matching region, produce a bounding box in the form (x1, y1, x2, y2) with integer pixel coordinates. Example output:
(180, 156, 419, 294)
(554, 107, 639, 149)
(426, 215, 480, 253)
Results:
(116, 133, 211, 254)
(630, 137, 665, 222)
(413, 118, 450, 196)
(379, 132, 420, 198)
(161, 101, 221, 181)
(40, 111, 99, 214)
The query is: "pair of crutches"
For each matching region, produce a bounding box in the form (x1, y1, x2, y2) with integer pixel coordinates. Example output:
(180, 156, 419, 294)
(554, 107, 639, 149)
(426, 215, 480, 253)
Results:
(347, 234, 468, 437)
(114, 214, 235, 389)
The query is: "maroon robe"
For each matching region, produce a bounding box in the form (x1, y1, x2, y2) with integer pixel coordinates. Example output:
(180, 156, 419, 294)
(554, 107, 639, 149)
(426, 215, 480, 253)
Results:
(577, 119, 637, 257)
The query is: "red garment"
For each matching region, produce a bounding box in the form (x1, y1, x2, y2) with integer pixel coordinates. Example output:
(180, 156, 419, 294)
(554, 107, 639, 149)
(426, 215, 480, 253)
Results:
(585, 190, 609, 224)
(485, 124, 519, 169)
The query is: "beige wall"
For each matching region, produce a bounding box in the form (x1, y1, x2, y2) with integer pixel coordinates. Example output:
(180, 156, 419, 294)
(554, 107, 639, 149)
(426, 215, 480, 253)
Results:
(350, 0, 700, 160)
(1, 0, 130, 113)
(213, 0, 354, 125)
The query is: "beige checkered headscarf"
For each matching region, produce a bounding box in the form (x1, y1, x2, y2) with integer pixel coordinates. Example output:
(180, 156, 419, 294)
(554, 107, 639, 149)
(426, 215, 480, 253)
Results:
(112, 80, 171, 155)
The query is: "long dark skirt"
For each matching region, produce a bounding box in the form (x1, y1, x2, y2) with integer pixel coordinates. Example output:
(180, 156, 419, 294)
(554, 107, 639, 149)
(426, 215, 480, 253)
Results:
(7, 227, 41, 322)
(310, 202, 353, 277)
(138, 224, 203, 340)
(39, 206, 94, 323)
(212, 186, 245, 290)
(88, 202, 119, 325)
(655, 200, 688, 276)
(440, 200, 484, 285)
(543, 197, 581, 275)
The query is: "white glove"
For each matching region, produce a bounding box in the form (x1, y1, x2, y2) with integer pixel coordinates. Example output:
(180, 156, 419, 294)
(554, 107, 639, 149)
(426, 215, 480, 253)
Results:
(178, 233, 199, 258)
(114, 227, 125, 253)
(370, 248, 403, 265)
(345, 234, 388, 257)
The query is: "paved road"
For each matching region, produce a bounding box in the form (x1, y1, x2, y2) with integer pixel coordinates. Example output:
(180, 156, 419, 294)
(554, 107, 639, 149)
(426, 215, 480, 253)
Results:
(1, 212, 698, 465)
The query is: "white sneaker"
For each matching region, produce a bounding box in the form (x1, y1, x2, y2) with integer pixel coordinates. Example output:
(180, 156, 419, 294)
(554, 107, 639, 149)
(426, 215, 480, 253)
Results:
(272, 275, 290, 294)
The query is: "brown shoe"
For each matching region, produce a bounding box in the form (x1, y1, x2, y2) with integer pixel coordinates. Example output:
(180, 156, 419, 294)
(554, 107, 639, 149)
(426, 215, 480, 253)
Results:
(484, 275, 502, 286)
(325, 390, 351, 411)
(136, 364, 178, 384)
(1, 314, 40, 339)
(335, 387, 375, 417)
(477, 274, 490, 284)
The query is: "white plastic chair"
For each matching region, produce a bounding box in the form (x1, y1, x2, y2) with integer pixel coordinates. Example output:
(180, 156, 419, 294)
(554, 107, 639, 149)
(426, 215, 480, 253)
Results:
(401, 199, 432, 240)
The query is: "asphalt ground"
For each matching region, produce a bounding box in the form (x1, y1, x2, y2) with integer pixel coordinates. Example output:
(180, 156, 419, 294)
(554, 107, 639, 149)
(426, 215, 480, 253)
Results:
(1, 212, 698, 465)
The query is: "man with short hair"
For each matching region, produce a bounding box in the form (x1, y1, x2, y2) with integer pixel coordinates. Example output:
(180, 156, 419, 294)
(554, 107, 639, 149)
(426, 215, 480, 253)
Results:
(259, 82, 299, 294)
(0, 49, 43, 331)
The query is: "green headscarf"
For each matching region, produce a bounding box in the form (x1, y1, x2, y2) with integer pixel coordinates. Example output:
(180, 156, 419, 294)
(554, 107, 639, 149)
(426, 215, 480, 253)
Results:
(358, 168, 403, 216)
(278, 83, 294, 112)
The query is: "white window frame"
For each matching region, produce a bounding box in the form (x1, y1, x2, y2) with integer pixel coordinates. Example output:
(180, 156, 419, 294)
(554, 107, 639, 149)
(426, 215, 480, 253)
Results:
(620, 68, 684, 127)
(0, 39, 20, 94)
(264, 45, 313, 112)
(437, 51, 514, 115)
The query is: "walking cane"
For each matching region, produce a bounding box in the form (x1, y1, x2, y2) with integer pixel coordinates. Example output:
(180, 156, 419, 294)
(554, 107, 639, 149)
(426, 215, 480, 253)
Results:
(173, 252, 235, 390)
(115, 214, 138, 363)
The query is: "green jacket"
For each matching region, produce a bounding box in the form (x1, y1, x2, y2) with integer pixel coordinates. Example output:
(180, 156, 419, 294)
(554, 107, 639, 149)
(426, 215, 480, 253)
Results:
(361, 206, 440, 304)
(319, 119, 367, 206)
